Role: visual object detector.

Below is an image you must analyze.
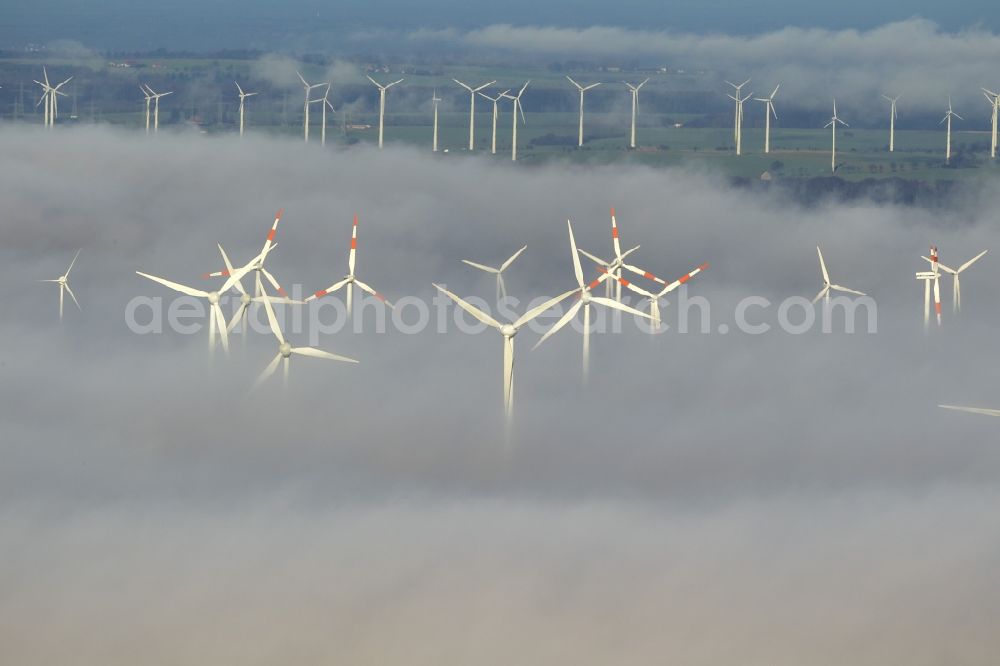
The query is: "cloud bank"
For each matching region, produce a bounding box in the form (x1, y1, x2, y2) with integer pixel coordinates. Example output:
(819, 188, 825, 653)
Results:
(2, 125, 1000, 663)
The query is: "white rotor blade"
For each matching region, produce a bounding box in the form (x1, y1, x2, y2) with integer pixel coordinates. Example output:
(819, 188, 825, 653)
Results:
(567, 220, 585, 288)
(65, 283, 81, 310)
(577, 248, 610, 267)
(812, 286, 830, 304)
(213, 304, 230, 354)
(816, 246, 830, 285)
(590, 296, 653, 320)
(958, 250, 988, 273)
(461, 259, 499, 274)
(259, 287, 286, 345)
(254, 354, 282, 389)
(291, 347, 358, 363)
(500, 245, 528, 272)
(353, 278, 393, 308)
(217, 244, 247, 295)
(433, 284, 501, 329)
(939, 405, 1000, 417)
(830, 285, 867, 296)
(64, 249, 81, 277)
(513, 288, 577, 330)
(136, 271, 208, 299)
(532, 299, 582, 350)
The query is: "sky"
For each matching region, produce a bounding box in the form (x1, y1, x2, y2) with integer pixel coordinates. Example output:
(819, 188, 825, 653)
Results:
(2, 125, 1000, 663)
(1, 0, 999, 51)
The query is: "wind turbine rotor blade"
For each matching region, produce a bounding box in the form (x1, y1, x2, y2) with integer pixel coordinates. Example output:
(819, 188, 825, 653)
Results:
(816, 246, 830, 285)
(566, 75, 581, 90)
(566, 221, 585, 289)
(500, 245, 528, 272)
(136, 271, 208, 299)
(65, 284, 81, 310)
(503, 335, 514, 416)
(259, 287, 286, 345)
(433, 284, 501, 329)
(296, 71, 309, 87)
(64, 248, 81, 277)
(259, 268, 286, 298)
(254, 354, 283, 389)
(621, 263, 667, 286)
(830, 285, 867, 296)
(532, 299, 582, 350)
(307, 277, 350, 302)
(576, 248, 610, 267)
(461, 259, 500, 274)
(513, 288, 578, 329)
(958, 250, 988, 272)
(348, 214, 359, 276)
(227, 302, 249, 333)
(590, 296, 653, 320)
(291, 347, 358, 363)
(939, 405, 1000, 417)
(353, 278, 392, 307)
(213, 304, 230, 354)
(217, 244, 246, 295)
(812, 286, 830, 304)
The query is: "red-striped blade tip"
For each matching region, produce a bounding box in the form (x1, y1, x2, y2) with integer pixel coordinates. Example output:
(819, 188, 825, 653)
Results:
(610, 207, 616, 217)
(278, 287, 288, 298)
(201, 272, 212, 279)
(353, 214, 358, 226)
(313, 290, 326, 298)
(699, 262, 710, 271)
(275, 208, 284, 219)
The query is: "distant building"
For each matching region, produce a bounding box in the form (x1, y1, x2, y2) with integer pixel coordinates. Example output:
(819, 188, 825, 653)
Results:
(760, 171, 773, 181)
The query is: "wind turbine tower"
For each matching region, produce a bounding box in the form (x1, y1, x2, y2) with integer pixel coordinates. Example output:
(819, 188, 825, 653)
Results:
(296, 71, 325, 143)
(882, 94, 900, 152)
(983, 89, 998, 159)
(825, 100, 848, 173)
(431, 89, 442, 152)
(453, 79, 496, 151)
(478, 88, 509, 155)
(567, 76, 601, 147)
(941, 97, 962, 164)
(726, 79, 751, 155)
(623, 78, 649, 149)
(367, 75, 403, 149)
(235, 81, 257, 137)
(501, 82, 529, 162)
(754, 84, 779, 154)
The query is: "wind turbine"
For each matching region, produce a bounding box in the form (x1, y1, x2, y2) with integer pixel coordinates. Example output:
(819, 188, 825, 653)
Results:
(478, 88, 509, 155)
(306, 214, 393, 317)
(137, 249, 262, 355)
(140, 85, 153, 133)
(882, 94, 900, 152)
(567, 76, 600, 147)
(144, 85, 173, 133)
(453, 79, 496, 151)
(577, 245, 641, 299)
(623, 78, 649, 149)
(754, 84, 780, 154)
(813, 246, 866, 304)
(319, 83, 333, 147)
(39, 249, 82, 320)
(941, 97, 962, 164)
(501, 81, 530, 162)
(825, 100, 848, 173)
(34, 68, 71, 128)
(217, 243, 301, 338)
(202, 209, 288, 299)
(604, 261, 709, 331)
(461, 245, 526, 304)
(725, 79, 751, 155)
(433, 283, 575, 420)
(916, 245, 943, 329)
(255, 281, 357, 390)
(235, 81, 257, 137)
(296, 71, 326, 143)
(432, 88, 442, 152)
(367, 75, 403, 149)
(922, 249, 988, 313)
(984, 89, 999, 159)
(534, 220, 652, 383)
